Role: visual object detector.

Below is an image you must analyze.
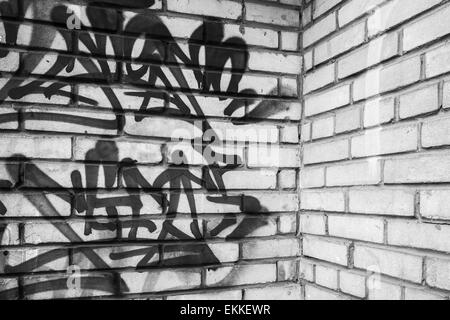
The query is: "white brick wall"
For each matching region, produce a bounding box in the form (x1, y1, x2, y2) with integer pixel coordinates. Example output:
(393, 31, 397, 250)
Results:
(0, 0, 302, 301)
(300, 0, 450, 300)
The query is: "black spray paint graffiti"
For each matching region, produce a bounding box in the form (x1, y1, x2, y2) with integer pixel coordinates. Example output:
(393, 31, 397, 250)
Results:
(0, 0, 286, 298)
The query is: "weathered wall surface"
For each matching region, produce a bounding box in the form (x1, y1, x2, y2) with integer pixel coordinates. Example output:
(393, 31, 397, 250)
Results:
(301, 0, 450, 300)
(0, 0, 302, 299)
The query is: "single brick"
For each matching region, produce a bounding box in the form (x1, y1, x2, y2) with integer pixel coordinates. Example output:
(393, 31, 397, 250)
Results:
(302, 235, 349, 266)
(328, 215, 384, 243)
(300, 190, 345, 212)
(120, 269, 201, 293)
(354, 245, 423, 283)
(206, 264, 277, 287)
(242, 238, 300, 260)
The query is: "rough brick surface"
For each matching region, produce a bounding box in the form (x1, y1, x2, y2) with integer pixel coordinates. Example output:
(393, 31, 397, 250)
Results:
(300, 0, 450, 300)
(1, 0, 450, 301)
(0, 0, 302, 301)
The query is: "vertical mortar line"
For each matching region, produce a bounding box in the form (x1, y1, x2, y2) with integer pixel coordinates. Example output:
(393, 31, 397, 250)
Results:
(438, 80, 444, 111)
(420, 52, 426, 81)
(383, 218, 388, 245)
(417, 121, 423, 152)
(297, 0, 304, 264)
(347, 241, 354, 269)
(394, 96, 400, 122)
(400, 286, 405, 300)
(421, 256, 427, 286)
(18, 275, 25, 300)
(200, 267, 207, 289)
(414, 189, 422, 222)
(397, 28, 404, 56)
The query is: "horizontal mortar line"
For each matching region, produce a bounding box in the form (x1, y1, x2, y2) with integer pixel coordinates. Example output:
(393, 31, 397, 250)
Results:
(1, 256, 292, 274)
(0, 210, 296, 219)
(0, 130, 302, 147)
(0, 73, 299, 101)
(4, 1, 303, 31)
(305, 22, 450, 78)
(0, 23, 284, 54)
(0, 255, 301, 278)
(299, 280, 359, 299)
(14, 105, 303, 125)
(0, 186, 296, 194)
(305, 40, 450, 94)
(301, 149, 450, 168)
(0, 44, 301, 77)
(301, 232, 450, 257)
(59, 280, 300, 301)
(300, 257, 450, 296)
(0, 237, 300, 251)
(303, 0, 446, 52)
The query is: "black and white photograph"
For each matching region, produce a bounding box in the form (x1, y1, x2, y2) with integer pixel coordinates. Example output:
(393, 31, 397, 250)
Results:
(0, 0, 449, 308)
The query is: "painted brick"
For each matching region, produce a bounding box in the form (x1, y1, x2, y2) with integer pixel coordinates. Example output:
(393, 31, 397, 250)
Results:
(300, 167, 325, 188)
(314, 21, 366, 65)
(328, 215, 384, 243)
(242, 238, 300, 259)
(354, 245, 423, 283)
(304, 85, 350, 116)
(335, 107, 361, 133)
(300, 190, 345, 212)
(278, 259, 298, 281)
(338, 0, 386, 27)
(422, 115, 450, 148)
(278, 170, 297, 189)
(244, 284, 302, 300)
(303, 13, 336, 47)
(167, 0, 241, 19)
(425, 42, 450, 78)
(121, 270, 201, 293)
(399, 85, 439, 119)
(363, 98, 395, 128)
(384, 153, 450, 184)
(339, 270, 366, 298)
(387, 220, 450, 253)
(315, 265, 338, 290)
(249, 52, 302, 74)
(368, 280, 402, 300)
(305, 285, 352, 300)
(300, 213, 326, 235)
(326, 160, 382, 186)
(312, 116, 334, 140)
(281, 32, 299, 51)
(281, 125, 299, 143)
(338, 32, 399, 79)
(351, 124, 418, 158)
(404, 287, 447, 300)
(0, 135, 72, 159)
(353, 56, 422, 101)
(349, 188, 415, 216)
(303, 235, 349, 266)
(303, 139, 349, 165)
(420, 189, 450, 220)
(403, 3, 450, 51)
(368, 0, 441, 37)
(168, 290, 242, 300)
(426, 258, 450, 291)
(0, 193, 71, 217)
(299, 258, 314, 282)
(245, 2, 300, 27)
(206, 264, 277, 287)
(304, 64, 335, 94)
